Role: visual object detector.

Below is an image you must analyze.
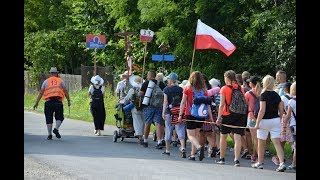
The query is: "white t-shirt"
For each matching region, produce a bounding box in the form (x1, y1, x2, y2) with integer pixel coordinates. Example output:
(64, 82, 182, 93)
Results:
(288, 97, 296, 126)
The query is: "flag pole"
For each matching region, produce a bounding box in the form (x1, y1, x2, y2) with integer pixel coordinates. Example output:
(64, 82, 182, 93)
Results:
(139, 42, 148, 108)
(141, 42, 147, 81)
(190, 48, 195, 75)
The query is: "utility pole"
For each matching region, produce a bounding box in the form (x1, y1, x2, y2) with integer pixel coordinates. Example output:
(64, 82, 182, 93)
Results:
(159, 42, 168, 73)
(114, 30, 137, 74)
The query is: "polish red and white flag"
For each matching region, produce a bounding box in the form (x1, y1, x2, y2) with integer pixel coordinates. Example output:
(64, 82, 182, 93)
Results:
(194, 19, 236, 56)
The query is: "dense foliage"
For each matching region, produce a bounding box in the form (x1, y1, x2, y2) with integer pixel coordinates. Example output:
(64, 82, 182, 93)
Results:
(25, 0, 296, 83)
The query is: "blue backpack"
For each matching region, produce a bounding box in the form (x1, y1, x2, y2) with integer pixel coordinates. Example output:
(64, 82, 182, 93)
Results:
(189, 87, 211, 118)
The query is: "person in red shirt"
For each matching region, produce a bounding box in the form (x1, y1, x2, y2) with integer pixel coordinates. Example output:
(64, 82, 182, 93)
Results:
(216, 70, 247, 166)
(178, 71, 214, 161)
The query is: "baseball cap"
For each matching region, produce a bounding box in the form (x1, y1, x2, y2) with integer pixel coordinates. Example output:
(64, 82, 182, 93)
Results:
(166, 73, 180, 83)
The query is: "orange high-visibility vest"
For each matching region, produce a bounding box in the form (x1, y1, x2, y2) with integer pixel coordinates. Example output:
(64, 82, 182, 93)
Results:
(42, 76, 65, 101)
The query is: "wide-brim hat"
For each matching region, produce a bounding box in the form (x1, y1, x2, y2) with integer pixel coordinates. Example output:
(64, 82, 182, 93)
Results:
(129, 75, 143, 88)
(90, 75, 104, 85)
(49, 67, 59, 73)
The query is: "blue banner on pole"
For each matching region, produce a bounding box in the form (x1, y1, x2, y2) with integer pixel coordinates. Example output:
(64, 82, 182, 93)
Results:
(152, 55, 174, 62)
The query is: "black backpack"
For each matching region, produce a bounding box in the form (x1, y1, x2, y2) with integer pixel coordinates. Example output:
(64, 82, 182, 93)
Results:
(249, 91, 260, 118)
(91, 85, 103, 105)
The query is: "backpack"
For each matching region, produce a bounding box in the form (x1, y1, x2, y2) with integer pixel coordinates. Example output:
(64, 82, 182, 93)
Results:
(227, 85, 248, 115)
(149, 81, 164, 107)
(168, 88, 183, 121)
(91, 85, 103, 106)
(249, 91, 260, 118)
(190, 87, 211, 118)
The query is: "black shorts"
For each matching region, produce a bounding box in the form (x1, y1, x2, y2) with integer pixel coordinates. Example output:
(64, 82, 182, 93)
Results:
(221, 113, 246, 136)
(44, 99, 64, 124)
(186, 115, 205, 129)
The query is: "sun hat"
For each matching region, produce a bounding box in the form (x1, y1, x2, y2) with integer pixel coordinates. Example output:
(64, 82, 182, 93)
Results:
(209, 78, 221, 88)
(90, 75, 104, 86)
(49, 67, 59, 73)
(179, 80, 188, 88)
(129, 75, 143, 88)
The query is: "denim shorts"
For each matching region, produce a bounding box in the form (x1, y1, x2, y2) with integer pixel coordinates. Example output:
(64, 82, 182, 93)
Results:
(143, 105, 163, 124)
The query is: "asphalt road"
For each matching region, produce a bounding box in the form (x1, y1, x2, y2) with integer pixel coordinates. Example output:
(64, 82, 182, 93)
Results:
(24, 111, 296, 180)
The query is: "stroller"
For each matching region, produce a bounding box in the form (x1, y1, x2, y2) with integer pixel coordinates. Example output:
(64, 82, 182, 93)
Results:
(113, 99, 137, 142)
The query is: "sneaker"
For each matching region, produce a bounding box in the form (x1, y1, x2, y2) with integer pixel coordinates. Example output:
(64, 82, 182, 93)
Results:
(138, 138, 144, 145)
(172, 141, 178, 147)
(198, 146, 205, 161)
(47, 135, 52, 140)
(208, 148, 213, 158)
(252, 162, 263, 169)
(155, 143, 163, 149)
(188, 155, 195, 161)
(216, 158, 225, 164)
(211, 148, 217, 158)
(161, 139, 166, 146)
(216, 149, 220, 156)
(288, 164, 296, 170)
(162, 151, 170, 156)
(180, 148, 186, 158)
(265, 150, 271, 157)
(241, 149, 249, 158)
(245, 154, 251, 159)
(234, 160, 240, 167)
(142, 142, 148, 148)
(181, 151, 186, 158)
(94, 131, 100, 136)
(53, 128, 61, 139)
(204, 144, 208, 151)
(276, 164, 286, 172)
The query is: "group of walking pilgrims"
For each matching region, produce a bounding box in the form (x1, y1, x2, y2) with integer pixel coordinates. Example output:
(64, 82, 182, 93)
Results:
(34, 67, 296, 173)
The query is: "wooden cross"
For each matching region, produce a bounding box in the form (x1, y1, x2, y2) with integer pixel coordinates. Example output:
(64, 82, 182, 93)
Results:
(114, 30, 137, 73)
